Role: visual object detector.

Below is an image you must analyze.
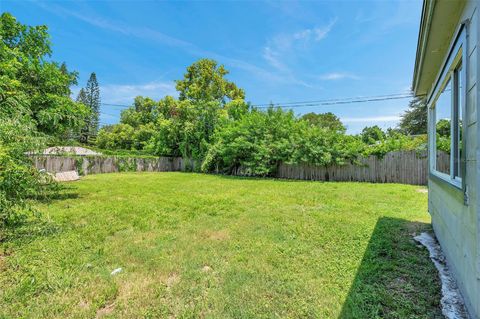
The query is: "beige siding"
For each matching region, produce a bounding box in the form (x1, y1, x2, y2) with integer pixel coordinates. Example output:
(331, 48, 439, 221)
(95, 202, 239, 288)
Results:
(428, 1, 479, 317)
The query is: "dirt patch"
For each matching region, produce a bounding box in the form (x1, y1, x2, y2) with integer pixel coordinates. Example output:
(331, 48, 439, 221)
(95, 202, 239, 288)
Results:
(0, 250, 12, 272)
(118, 274, 152, 301)
(78, 300, 90, 309)
(201, 265, 212, 273)
(0, 256, 6, 272)
(96, 302, 115, 318)
(166, 272, 180, 289)
(205, 229, 230, 241)
(416, 188, 428, 193)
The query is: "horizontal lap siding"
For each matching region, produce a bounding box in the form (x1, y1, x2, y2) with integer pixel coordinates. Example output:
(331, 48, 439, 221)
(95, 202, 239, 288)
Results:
(428, 2, 479, 318)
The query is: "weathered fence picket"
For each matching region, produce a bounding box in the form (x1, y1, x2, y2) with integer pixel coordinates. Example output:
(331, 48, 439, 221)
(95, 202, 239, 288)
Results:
(276, 151, 429, 185)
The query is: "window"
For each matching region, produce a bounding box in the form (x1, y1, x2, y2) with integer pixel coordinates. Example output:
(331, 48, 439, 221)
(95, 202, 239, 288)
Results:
(453, 62, 463, 179)
(434, 79, 451, 175)
(429, 25, 466, 187)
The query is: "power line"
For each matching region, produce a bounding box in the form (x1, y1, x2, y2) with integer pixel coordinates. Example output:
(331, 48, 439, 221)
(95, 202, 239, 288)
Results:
(255, 95, 415, 109)
(99, 92, 424, 112)
(102, 103, 131, 109)
(252, 92, 414, 107)
(99, 111, 118, 117)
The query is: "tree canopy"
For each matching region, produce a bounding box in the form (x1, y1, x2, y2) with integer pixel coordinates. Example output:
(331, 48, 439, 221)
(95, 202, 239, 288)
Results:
(175, 59, 245, 104)
(78, 72, 101, 143)
(360, 125, 386, 144)
(96, 57, 430, 176)
(399, 96, 427, 135)
(0, 12, 87, 229)
(0, 12, 89, 139)
(300, 112, 346, 133)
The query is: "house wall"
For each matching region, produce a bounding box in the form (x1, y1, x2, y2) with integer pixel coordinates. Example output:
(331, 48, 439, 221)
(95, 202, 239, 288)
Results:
(428, 1, 479, 317)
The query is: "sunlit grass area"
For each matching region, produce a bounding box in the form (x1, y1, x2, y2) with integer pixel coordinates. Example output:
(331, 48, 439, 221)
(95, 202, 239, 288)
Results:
(0, 173, 441, 318)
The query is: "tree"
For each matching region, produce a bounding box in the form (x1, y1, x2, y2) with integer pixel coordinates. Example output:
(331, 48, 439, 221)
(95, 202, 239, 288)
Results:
(292, 123, 361, 167)
(360, 126, 386, 144)
(436, 119, 451, 137)
(175, 59, 245, 104)
(76, 88, 87, 104)
(202, 108, 298, 175)
(96, 124, 135, 150)
(300, 112, 346, 133)
(224, 99, 249, 121)
(399, 96, 427, 135)
(0, 13, 89, 139)
(120, 96, 156, 127)
(147, 98, 227, 159)
(81, 72, 101, 143)
(60, 62, 78, 87)
(76, 89, 89, 143)
(0, 12, 85, 230)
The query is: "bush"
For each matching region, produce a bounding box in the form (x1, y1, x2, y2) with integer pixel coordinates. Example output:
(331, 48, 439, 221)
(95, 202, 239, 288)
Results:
(0, 118, 57, 234)
(202, 108, 297, 175)
(362, 134, 428, 158)
(292, 123, 362, 166)
(96, 124, 135, 150)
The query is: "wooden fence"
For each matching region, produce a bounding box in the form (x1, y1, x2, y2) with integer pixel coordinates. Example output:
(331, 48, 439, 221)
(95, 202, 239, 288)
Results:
(277, 151, 429, 185)
(33, 150, 449, 185)
(33, 156, 200, 176)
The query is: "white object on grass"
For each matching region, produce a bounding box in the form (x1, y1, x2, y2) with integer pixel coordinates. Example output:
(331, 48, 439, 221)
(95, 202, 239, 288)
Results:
(110, 268, 122, 276)
(414, 232, 468, 319)
(54, 170, 80, 182)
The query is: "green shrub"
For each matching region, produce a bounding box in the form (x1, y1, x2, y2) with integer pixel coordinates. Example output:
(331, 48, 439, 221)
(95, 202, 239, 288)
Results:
(202, 108, 296, 176)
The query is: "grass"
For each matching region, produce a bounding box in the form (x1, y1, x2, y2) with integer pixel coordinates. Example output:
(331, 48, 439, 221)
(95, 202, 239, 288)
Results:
(0, 172, 442, 318)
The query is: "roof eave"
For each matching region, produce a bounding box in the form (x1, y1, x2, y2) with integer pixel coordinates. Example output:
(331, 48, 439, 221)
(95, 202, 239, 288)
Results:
(412, 0, 436, 96)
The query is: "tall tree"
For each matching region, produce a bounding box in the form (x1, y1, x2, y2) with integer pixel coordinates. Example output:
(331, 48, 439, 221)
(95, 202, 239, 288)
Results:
(399, 96, 427, 135)
(1, 12, 87, 228)
(76, 88, 87, 104)
(79, 72, 100, 143)
(175, 59, 245, 104)
(0, 12, 89, 138)
(76, 88, 89, 142)
(300, 112, 346, 133)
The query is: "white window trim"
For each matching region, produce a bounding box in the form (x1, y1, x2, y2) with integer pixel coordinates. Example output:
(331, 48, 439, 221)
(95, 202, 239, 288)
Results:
(427, 23, 467, 190)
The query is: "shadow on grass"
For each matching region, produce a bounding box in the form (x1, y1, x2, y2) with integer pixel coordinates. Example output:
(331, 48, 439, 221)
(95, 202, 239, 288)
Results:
(33, 184, 80, 203)
(339, 217, 443, 319)
(1, 219, 61, 245)
(211, 172, 322, 184)
(1, 186, 79, 245)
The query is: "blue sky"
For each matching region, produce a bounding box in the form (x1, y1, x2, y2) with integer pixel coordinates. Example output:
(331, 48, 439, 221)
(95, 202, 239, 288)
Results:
(2, 0, 422, 133)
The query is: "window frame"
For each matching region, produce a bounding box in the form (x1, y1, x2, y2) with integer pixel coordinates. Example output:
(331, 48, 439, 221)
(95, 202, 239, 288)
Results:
(427, 23, 467, 190)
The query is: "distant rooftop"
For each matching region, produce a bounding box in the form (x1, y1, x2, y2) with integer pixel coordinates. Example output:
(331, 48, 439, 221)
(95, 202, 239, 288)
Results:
(41, 146, 102, 156)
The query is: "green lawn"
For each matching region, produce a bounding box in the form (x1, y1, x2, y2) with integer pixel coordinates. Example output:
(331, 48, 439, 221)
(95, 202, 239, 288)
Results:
(0, 173, 442, 318)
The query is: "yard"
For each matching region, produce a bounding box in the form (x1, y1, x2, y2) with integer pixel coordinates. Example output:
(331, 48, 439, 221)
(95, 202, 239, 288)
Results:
(0, 173, 442, 318)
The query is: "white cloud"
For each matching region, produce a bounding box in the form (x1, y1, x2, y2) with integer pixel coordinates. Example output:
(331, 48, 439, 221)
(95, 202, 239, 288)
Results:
(262, 46, 287, 71)
(292, 19, 337, 42)
(341, 115, 400, 123)
(100, 81, 177, 104)
(71, 80, 177, 105)
(36, 2, 191, 49)
(263, 19, 337, 71)
(313, 20, 337, 41)
(36, 2, 306, 88)
(318, 72, 360, 81)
